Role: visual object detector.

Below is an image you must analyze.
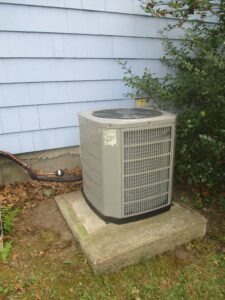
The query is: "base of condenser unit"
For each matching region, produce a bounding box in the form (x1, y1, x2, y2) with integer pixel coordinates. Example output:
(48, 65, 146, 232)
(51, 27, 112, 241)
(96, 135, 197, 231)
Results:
(56, 190, 207, 273)
(81, 188, 171, 224)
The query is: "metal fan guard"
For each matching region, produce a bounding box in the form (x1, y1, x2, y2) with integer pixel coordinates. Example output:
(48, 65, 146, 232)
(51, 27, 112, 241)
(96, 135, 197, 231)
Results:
(92, 108, 162, 119)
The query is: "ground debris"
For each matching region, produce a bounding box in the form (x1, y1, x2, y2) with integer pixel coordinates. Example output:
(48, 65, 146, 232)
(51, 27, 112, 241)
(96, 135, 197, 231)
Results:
(0, 181, 224, 300)
(0, 168, 82, 207)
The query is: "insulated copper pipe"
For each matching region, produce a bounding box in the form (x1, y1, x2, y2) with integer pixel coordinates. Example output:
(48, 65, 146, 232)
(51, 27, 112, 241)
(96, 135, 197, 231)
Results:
(0, 151, 82, 182)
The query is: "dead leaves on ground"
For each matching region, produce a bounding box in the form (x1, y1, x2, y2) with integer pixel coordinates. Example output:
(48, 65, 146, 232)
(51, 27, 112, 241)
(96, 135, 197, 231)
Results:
(0, 168, 82, 207)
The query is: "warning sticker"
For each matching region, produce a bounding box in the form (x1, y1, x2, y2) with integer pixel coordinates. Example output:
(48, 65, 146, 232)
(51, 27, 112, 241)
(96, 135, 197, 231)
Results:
(103, 129, 117, 146)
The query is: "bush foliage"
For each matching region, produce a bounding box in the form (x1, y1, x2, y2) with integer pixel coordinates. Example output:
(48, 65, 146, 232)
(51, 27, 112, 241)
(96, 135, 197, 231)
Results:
(121, 1, 225, 198)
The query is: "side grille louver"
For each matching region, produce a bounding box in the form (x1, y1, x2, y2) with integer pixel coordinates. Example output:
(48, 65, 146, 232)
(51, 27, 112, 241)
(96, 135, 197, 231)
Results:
(123, 126, 172, 217)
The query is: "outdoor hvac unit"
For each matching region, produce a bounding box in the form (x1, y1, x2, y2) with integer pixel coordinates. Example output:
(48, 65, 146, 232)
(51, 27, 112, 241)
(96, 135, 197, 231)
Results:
(79, 108, 176, 223)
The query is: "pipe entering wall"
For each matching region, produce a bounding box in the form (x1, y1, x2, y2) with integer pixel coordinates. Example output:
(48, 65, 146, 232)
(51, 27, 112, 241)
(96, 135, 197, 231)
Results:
(0, 151, 82, 183)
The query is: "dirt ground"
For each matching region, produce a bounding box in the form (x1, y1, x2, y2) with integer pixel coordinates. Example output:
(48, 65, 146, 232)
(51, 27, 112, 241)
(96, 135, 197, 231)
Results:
(0, 180, 224, 300)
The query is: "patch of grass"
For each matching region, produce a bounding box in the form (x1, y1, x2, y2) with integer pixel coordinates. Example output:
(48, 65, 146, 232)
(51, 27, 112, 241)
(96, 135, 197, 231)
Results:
(24, 274, 38, 287)
(18, 242, 225, 299)
(0, 240, 224, 300)
(1, 206, 21, 234)
(0, 283, 13, 297)
(0, 241, 13, 262)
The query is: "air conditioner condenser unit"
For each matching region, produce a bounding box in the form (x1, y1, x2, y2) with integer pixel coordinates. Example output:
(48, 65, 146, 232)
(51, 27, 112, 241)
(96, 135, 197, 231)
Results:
(78, 108, 176, 223)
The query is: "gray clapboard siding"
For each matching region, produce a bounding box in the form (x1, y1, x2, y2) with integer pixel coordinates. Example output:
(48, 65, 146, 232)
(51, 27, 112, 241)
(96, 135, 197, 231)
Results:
(0, 106, 39, 134)
(0, 127, 80, 153)
(0, 4, 178, 39)
(0, 80, 131, 107)
(38, 98, 134, 130)
(0, 0, 217, 21)
(1, 98, 134, 153)
(0, 59, 168, 84)
(0, 1, 175, 154)
(0, 98, 134, 134)
(0, 0, 144, 15)
(0, 32, 166, 59)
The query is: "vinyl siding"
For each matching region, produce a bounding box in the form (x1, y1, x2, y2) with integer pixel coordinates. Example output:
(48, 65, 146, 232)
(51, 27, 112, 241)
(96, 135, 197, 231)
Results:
(0, 0, 178, 153)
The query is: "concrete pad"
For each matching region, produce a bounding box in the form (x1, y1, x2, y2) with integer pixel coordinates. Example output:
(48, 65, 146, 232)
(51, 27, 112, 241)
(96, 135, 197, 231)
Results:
(56, 191, 207, 273)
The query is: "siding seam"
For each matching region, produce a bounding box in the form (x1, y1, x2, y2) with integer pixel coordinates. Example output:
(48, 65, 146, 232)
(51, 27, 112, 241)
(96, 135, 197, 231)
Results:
(0, 30, 183, 41)
(0, 58, 164, 60)
(0, 2, 159, 19)
(0, 2, 217, 24)
(0, 98, 132, 109)
(0, 78, 164, 85)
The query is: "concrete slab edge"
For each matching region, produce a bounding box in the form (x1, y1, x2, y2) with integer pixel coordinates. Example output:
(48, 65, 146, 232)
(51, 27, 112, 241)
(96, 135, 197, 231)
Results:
(86, 221, 206, 273)
(56, 196, 89, 241)
(56, 195, 207, 273)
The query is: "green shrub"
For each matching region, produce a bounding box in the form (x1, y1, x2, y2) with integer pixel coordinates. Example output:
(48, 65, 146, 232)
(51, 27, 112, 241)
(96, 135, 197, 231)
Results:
(120, 5, 225, 199)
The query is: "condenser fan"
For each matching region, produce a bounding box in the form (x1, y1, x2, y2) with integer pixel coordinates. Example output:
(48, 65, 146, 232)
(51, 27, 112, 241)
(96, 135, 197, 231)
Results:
(92, 108, 162, 119)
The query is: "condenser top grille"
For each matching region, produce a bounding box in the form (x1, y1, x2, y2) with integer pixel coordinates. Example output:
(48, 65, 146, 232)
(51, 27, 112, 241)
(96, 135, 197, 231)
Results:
(92, 108, 162, 119)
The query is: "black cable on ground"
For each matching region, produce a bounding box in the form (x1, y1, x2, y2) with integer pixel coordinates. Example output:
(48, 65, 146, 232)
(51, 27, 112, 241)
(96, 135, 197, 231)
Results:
(0, 151, 82, 183)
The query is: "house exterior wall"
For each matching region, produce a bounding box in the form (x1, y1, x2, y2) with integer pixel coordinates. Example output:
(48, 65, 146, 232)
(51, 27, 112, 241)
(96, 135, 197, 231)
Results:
(0, 0, 177, 154)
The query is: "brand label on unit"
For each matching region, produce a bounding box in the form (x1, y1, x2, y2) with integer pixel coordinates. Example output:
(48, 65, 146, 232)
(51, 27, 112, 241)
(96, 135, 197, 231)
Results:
(103, 129, 117, 146)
